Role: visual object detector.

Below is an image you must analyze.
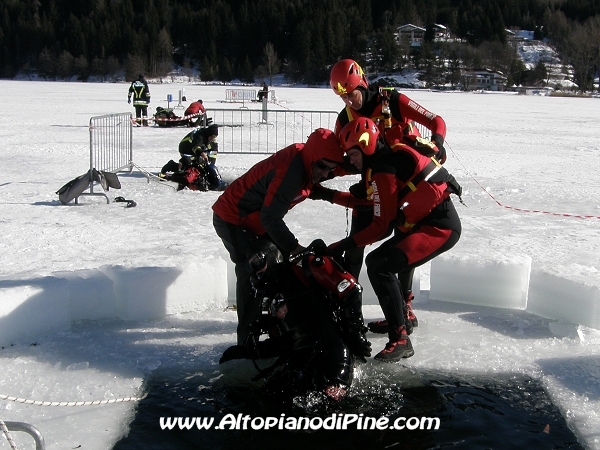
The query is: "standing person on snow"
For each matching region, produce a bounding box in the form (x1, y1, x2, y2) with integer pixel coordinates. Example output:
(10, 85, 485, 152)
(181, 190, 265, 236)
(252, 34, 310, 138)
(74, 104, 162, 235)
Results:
(257, 83, 269, 102)
(127, 74, 151, 126)
(212, 128, 345, 348)
(321, 58, 449, 330)
(321, 118, 462, 361)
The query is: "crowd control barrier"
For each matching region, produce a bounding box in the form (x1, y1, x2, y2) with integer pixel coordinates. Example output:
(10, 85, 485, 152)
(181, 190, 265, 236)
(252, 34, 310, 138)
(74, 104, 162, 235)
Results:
(209, 108, 338, 154)
(224, 89, 257, 107)
(72, 112, 133, 203)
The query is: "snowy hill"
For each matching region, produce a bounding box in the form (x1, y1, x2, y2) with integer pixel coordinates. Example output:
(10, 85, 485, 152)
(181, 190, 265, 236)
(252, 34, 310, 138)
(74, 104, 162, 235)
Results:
(516, 39, 577, 89)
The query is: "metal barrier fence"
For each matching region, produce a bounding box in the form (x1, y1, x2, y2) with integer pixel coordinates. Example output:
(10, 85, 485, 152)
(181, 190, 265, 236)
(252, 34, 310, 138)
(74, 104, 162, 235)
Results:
(70, 112, 134, 203)
(89, 112, 133, 173)
(2, 421, 45, 450)
(224, 89, 257, 106)
(209, 108, 338, 154)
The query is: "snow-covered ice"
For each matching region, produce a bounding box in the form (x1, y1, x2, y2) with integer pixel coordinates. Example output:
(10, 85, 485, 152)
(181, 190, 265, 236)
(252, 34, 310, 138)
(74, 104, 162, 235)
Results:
(0, 80, 599, 449)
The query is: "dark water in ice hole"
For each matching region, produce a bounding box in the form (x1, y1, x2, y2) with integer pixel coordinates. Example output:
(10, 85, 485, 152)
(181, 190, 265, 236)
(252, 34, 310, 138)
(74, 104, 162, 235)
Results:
(113, 361, 583, 450)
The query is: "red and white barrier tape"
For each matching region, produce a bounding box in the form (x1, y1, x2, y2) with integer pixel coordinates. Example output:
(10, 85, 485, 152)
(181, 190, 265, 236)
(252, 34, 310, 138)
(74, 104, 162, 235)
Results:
(449, 144, 600, 220)
(131, 112, 204, 124)
(483, 188, 600, 220)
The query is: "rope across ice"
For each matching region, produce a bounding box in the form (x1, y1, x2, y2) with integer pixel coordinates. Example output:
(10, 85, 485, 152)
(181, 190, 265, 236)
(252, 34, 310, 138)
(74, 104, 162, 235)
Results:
(0, 393, 144, 407)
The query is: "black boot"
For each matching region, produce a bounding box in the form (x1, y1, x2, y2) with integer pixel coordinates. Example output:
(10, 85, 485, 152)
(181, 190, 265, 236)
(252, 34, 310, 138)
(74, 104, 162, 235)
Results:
(374, 325, 414, 361)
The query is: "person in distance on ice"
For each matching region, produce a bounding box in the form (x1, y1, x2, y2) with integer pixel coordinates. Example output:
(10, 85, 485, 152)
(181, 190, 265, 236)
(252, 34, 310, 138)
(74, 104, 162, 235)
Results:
(127, 73, 151, 126)
(212, 128, 345, 348)
(220, 238, 370, 401)
(160, 124, 225, 190)
(184, 99, 207, 127)
(257, 82, 269, 102)
(325, 58, 449, 333)
(158, 155, 212, 192)
(318, 118, 462, 361)
(178, 123, 219, 167)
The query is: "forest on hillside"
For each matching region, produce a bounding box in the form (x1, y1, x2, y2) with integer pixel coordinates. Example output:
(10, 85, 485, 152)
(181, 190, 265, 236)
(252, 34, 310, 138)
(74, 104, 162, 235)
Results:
(1, 0, 599, 91)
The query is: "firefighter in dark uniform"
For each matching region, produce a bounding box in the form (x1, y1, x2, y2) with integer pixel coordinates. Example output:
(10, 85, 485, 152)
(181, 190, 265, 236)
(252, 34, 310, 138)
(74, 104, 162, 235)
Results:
(160, 124, 224, 190)
(127, 74, 151, 126)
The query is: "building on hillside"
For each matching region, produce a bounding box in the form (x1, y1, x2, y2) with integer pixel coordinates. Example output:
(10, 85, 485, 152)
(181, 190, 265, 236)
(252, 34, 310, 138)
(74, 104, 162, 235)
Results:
(514, 85, 554, 95)
(395, 24, 450, 46)
(505, 28, 534, 44)
(463, 68, 507, 91)
(432, 24, 450, 41)
(507, 31, 575, 89)
(396, 24, 426, 46)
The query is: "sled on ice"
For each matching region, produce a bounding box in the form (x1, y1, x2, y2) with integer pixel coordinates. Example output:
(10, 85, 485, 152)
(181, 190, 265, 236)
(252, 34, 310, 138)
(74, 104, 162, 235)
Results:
(153, 107, 212, 128)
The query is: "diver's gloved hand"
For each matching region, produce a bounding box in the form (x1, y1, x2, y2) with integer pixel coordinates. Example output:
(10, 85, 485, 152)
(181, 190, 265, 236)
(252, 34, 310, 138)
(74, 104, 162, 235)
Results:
(346, 330, 371, 363)
(431, 133, 447, 164)
(307, 239, 327, 256)
(349, 182, 367, 199)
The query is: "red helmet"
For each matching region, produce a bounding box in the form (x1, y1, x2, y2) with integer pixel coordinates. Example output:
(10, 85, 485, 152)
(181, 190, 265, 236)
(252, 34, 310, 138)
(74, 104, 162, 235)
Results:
(339, 117, 380, 156)
(330, 59, 368, 96)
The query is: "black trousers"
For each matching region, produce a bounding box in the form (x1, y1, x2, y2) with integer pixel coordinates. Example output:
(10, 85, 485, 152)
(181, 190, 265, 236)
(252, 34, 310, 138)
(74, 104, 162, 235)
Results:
(366, 199, 461, 332)
(133, 105, 148, 118)
(213, 213, 262, 346)
(345, 207, 415, 295)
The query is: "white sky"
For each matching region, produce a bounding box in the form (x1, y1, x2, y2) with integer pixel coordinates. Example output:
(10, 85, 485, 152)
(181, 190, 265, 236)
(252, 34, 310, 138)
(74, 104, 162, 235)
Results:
(0, 81, 599, 449)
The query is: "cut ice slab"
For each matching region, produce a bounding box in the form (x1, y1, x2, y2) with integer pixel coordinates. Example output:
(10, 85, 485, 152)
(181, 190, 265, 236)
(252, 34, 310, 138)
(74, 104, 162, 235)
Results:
(429, 253, 531, 310)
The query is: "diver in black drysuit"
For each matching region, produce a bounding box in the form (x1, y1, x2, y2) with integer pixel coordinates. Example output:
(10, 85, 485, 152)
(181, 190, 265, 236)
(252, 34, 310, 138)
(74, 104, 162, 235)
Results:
(220, 239, 371, 399)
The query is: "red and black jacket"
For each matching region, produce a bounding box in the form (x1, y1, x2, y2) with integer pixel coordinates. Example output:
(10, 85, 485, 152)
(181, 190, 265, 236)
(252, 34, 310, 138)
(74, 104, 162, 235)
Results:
(212, 129, 342, 253)
(329, 143, 459, 251)
(334, 86, 446, 145)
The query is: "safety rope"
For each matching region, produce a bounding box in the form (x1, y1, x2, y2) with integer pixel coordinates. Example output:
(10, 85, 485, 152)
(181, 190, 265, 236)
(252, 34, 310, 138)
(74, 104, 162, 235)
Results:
(448, 143, 600, 220)
(0, 393, 144, 407)
(269, 98, 326, 126)
(0, 419, 19, 450)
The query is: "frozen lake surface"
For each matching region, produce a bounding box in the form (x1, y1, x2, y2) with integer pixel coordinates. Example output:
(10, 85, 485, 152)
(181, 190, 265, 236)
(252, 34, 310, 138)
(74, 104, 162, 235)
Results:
(0, 80, 599, 449)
